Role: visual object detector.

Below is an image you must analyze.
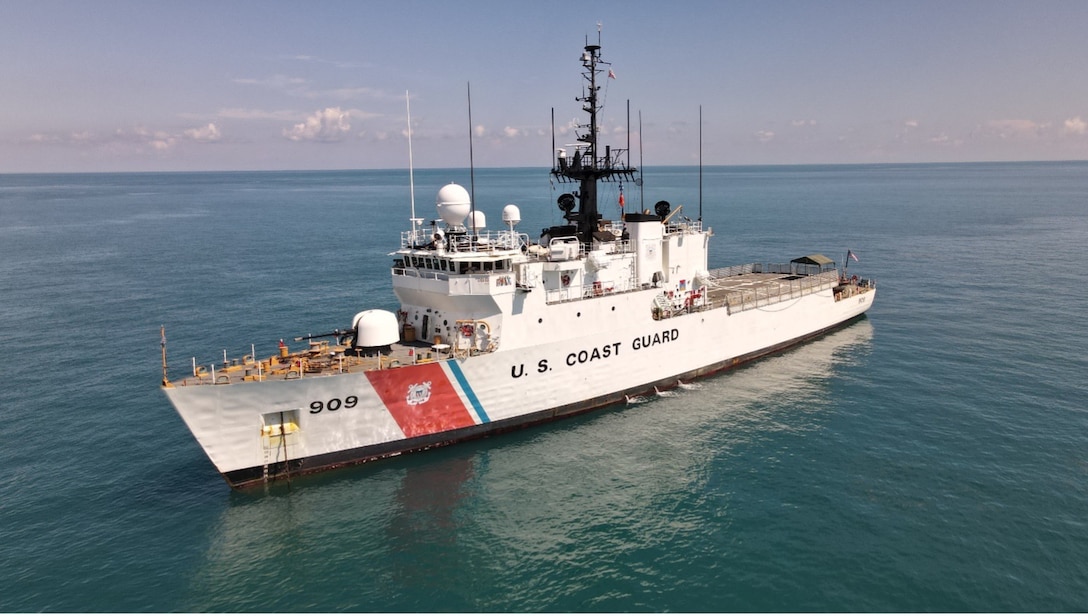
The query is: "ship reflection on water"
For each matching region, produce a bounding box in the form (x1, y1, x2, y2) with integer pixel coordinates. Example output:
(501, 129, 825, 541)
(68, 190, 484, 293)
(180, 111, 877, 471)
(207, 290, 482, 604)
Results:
(186, 319, 873, 609)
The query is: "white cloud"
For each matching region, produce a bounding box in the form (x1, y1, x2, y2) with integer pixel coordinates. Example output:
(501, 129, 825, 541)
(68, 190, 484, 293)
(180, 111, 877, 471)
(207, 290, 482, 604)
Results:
(928, 132, 963, 147)
(134, 126, 176, 150)
(755, 130, 775, 143)
(306, 86, 387, 101)
(283, 54, 366, 70)
(184, 123, 222, 143)
(217, 107, 300, 121)
(283, 107, 352, 142)
(233, 75, 307, 90)
(904, 119, 919, 129)
(986, 119, 1048, 139)
(791, 119, 817, 127)
(503, 126, 520, 138)
(1063, 116, 1087, 135)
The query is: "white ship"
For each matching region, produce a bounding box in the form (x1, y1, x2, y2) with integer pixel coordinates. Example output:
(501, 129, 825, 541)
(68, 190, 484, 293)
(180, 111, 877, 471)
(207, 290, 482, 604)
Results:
(161, 39, 876, 489)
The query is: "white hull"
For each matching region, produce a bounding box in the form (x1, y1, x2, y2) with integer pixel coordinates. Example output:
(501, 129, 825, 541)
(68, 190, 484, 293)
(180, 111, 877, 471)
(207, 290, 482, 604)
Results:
(164, 285, 873, 487)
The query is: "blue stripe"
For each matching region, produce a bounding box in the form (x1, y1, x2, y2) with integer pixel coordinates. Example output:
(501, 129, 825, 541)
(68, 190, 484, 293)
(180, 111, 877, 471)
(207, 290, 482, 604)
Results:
(446, 359, 490, 423)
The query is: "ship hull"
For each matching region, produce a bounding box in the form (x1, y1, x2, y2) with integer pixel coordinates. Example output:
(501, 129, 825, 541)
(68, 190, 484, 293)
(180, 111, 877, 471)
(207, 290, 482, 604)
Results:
(164, 286, 874, 488)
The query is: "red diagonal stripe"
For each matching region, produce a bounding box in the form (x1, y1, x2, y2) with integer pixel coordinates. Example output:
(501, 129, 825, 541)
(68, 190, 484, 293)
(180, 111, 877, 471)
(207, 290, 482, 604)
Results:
(365, 362, 475, 437)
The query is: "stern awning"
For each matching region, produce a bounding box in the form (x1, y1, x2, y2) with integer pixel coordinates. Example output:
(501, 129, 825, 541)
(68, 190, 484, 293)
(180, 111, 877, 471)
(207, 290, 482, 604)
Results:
(791, 254, 835, 266)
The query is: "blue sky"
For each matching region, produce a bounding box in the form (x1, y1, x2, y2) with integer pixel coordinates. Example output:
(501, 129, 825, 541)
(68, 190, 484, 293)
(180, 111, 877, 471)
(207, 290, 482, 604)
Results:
(3, 0, 1088, 172)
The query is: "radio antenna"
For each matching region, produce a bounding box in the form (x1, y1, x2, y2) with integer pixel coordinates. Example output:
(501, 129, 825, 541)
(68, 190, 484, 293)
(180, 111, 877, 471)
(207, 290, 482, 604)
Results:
(467, 82, 477, 237)
(639, 110, 645, 211)
(406, 91, 421, 237)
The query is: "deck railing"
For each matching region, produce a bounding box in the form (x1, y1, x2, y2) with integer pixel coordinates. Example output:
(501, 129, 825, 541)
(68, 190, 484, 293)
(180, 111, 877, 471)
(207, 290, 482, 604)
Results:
(702, 266, 841, 315)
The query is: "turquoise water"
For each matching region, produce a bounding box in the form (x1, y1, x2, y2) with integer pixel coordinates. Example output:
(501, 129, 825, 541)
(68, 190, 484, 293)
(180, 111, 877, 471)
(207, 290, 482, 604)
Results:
(1, 163, 1086, 611)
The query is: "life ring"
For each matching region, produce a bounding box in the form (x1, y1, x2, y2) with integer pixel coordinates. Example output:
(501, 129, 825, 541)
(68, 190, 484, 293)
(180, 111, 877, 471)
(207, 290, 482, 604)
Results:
(461, 324, 474, 337)
(561, 274, 571, 286)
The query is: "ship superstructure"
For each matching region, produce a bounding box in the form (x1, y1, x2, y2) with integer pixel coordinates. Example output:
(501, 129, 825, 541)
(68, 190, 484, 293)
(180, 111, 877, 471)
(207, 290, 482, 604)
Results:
(161, 38, 876, 489)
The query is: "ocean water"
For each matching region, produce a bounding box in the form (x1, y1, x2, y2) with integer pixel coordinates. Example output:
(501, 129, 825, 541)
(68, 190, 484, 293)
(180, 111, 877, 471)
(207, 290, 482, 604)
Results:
(1, 162, 1086, 611)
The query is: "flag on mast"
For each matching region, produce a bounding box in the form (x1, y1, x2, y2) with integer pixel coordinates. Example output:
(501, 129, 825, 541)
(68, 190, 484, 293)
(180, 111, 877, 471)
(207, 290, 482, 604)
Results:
(847, 249, 859, 262)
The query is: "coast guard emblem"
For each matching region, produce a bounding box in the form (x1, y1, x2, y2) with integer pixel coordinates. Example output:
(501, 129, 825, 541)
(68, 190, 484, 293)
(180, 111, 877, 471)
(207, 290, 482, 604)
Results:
(406, 381, 432, 406)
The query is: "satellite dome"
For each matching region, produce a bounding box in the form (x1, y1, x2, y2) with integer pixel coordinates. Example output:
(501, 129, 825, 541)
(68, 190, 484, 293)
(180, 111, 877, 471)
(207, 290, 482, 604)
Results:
(436, 183, 471, 226)
(468, 210, 486, 229)
(502, 204, 521, 226)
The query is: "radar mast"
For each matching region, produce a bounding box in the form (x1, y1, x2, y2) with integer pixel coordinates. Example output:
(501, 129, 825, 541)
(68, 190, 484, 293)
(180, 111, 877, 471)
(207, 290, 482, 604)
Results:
(550, 36, 638, 247)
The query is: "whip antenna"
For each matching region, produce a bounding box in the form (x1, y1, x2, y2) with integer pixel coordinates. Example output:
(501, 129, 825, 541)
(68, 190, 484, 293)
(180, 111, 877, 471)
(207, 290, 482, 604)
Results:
(699, 105, 703, 222)
(406, 91, 421, 237)
(467, 82, 477, 237)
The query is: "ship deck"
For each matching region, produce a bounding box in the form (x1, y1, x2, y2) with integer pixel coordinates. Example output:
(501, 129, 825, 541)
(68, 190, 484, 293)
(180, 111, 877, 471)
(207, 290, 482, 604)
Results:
(166, 338, 447, 388)
(165, 265, 868, 388)
(701, 266, 844, 314)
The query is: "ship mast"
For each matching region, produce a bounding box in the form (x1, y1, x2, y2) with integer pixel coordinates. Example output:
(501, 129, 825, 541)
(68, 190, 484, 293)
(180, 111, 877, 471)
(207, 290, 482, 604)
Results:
(551, 37, 638, 247)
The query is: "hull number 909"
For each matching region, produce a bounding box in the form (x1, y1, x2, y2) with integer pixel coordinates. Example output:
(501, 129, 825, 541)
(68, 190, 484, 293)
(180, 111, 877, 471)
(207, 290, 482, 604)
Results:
(309, 396, 359, 414)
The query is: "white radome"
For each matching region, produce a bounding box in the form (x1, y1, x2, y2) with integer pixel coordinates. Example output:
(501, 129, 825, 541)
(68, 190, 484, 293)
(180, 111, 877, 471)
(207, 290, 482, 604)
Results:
(436, 183, 471, 226)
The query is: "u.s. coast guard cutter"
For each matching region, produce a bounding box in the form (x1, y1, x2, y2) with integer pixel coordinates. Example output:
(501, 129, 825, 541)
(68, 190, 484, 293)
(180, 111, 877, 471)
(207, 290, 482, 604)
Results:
(161, 39, 876, 488)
